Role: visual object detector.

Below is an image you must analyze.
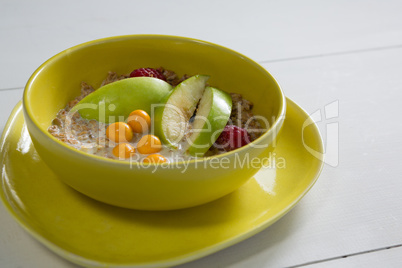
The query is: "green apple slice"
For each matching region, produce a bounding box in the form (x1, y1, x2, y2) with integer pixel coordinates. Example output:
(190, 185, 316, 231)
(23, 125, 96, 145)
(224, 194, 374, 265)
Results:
(71, 77, 172, 123)
(186, 87, 232, 156)
(154, 75, 209, 148)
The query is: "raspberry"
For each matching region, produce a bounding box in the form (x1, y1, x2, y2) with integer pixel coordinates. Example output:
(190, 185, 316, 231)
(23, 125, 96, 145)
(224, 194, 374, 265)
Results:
(215, 125, 251, 151)
(129, 68, 166, 81)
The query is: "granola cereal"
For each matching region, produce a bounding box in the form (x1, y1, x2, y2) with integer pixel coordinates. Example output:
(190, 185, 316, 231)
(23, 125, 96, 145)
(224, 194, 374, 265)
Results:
(48, 68, 264, 161)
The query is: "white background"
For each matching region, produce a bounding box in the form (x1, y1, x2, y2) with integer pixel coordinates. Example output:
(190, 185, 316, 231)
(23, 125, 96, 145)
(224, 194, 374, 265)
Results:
(1, 0, 402, 267)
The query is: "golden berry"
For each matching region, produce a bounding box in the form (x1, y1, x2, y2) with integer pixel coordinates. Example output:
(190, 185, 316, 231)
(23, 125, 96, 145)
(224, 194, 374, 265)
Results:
(137, 134, 162, 154)
(112, 143, 135, 159)
(127, 110, 151, 133)
(143, 154, 167, 164)
(106, 122, 133, 143)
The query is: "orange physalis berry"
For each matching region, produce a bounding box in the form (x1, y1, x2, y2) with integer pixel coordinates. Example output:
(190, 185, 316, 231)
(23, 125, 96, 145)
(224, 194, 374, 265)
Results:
(143, 154, 167, 164)
(127, 110, 151, 133)
(106, 122, 133, 143)
(112, 143, 135, 159)
(137, 134, 162, 154)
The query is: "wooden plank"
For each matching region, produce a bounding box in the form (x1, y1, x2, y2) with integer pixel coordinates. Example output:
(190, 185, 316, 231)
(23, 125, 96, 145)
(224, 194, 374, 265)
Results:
(1, 0, 402, 89)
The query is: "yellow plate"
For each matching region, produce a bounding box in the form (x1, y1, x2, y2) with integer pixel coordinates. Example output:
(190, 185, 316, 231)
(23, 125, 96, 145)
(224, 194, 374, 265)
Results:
(0, 98, 323, 267)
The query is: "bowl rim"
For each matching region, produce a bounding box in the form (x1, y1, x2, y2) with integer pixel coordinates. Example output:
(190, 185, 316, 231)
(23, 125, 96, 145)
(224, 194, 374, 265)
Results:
(23, 34, 287, 166)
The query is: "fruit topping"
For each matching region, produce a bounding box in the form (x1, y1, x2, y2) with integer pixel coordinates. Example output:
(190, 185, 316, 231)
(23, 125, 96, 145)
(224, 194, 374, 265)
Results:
(143, 154, 167, 164)
(129, 68, 166, 81)
(127, 109, 151, 133)
(137, 134, 162, 154)
(106, 122, 134, 143)
(215, 125, 251, 151)
(112, 143, 135, 159)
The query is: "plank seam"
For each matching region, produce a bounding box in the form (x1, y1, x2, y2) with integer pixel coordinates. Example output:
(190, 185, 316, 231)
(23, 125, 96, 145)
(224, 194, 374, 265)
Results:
(259, 44, 402, 64)
(0, 87, 24, 92)
(286, 244, 402, 268)
(1, 44, 402, 91)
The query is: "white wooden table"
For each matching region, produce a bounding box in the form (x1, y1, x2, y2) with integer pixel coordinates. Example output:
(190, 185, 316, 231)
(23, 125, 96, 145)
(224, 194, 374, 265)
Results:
(1, 0, 402, 267)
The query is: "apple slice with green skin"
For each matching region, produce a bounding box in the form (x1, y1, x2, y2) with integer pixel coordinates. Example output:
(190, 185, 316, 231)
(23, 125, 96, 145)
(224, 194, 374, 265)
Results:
(71, 77, 172, 123)
(154, 75, 209, 148)
(185, 86, 232, 156)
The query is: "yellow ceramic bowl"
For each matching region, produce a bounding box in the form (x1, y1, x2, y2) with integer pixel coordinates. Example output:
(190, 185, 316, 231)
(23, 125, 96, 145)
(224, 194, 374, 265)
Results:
(23, 35, 286, 210)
